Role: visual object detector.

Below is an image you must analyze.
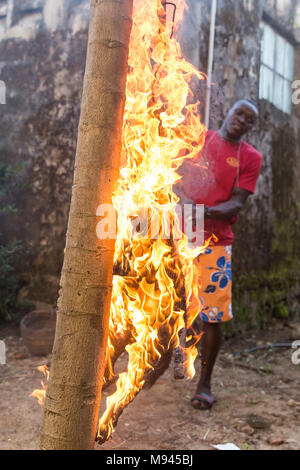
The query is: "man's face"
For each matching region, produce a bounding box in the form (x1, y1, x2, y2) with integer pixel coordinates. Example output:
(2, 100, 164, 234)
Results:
(224, 104, 257, 140)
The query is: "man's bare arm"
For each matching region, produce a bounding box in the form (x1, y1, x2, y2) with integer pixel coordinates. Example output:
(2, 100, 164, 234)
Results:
(205, 188, 251, 221)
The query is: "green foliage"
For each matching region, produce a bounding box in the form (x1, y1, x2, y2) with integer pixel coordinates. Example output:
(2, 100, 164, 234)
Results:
(0, 154, 34, 322)
(0, 240, 34, 321)
(223, 266, 297, 338)
(0, 160, 25, 213)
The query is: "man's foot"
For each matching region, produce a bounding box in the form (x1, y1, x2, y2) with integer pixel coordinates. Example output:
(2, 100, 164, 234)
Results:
(191, 385, 215, 410)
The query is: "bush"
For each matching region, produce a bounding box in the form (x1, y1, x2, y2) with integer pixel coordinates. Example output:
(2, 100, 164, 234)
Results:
(0, 155, 34, 322)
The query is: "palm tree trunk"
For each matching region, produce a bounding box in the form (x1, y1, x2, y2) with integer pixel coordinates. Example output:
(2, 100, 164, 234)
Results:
(39, 0, 133, 450)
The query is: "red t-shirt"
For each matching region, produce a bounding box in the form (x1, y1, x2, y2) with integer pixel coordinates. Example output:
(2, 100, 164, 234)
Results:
(180, 130, 262, 246)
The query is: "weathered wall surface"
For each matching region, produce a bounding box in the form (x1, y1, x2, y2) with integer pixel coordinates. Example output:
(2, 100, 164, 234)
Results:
(0, 0, 299, 326)
(0, 0, 89, 300)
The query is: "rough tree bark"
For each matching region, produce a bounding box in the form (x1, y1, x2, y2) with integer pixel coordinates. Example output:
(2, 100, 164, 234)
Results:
(39, 0, 133, 450)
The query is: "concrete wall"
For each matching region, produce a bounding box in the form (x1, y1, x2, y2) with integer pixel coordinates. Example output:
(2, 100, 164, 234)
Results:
(0, 0, 89, 300)
(0, 0, 299, 326)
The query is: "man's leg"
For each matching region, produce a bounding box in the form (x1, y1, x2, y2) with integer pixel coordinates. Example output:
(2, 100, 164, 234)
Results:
(191, 321, 222, 409)
(188, 245, 232, 409)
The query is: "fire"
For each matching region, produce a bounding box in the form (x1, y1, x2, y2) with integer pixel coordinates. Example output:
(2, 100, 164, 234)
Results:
(31, 0, 208, 445)
(98, 0, 207, 443)
(30, 365, 49, 406)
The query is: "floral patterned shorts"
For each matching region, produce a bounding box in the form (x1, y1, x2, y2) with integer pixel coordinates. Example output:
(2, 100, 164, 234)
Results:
(194, 245, 233, 323)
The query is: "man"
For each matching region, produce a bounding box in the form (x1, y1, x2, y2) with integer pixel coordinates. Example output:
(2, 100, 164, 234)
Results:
(174, 99, 262, 410)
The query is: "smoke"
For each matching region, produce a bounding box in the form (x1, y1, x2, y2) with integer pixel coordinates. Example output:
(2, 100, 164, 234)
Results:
(194, 78, 226, 129)
(177, 0, 226, 129)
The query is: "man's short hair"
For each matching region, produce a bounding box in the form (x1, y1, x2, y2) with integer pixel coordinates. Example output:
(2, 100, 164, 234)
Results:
(232, 99, 259, 117)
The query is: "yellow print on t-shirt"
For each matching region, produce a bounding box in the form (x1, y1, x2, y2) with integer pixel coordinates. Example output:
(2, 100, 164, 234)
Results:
(226, 157, 240, 168)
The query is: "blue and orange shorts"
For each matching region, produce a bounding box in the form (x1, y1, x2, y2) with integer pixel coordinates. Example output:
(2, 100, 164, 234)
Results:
(193, 245, 233, 323)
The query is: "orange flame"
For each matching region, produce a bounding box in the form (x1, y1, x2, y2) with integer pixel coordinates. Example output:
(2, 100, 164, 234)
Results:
(98, 0, 207, 442)
(30, 365, 49, 406)
(31, 0, 208, 444)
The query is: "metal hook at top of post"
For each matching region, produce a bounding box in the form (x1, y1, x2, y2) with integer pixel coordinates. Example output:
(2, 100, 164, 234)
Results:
(162, 1, 177, 38)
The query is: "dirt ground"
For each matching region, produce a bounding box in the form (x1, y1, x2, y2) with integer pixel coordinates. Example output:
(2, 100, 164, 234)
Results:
(0, 320, 300, 451)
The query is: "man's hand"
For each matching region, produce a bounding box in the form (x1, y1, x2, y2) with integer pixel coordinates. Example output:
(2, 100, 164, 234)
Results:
(205, 188, 251, 221)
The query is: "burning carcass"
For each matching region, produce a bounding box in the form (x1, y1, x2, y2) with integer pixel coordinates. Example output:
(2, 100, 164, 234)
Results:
(96, 0, 207, 443)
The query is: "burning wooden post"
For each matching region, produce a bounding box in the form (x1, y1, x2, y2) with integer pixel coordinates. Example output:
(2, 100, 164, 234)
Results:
(39, 0, 133, 450)
(33, 0, 206, 448)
